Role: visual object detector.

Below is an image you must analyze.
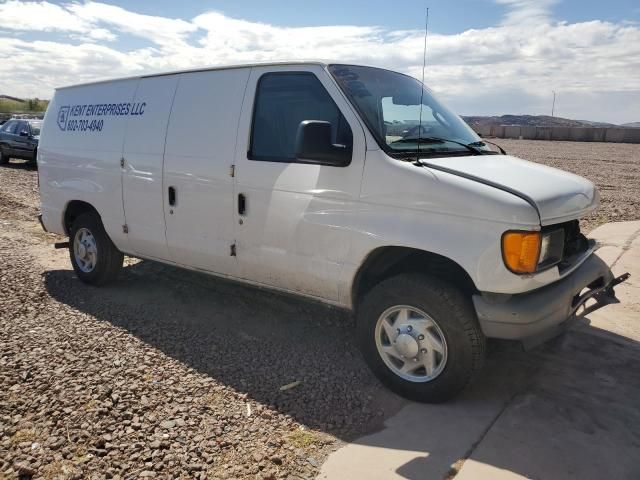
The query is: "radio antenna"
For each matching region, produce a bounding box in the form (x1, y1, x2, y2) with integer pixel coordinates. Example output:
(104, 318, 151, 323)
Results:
(416, 7, 429, 162)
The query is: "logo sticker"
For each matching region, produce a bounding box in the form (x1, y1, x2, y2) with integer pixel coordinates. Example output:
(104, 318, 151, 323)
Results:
(57, 106, 70, 131)
(55, 101, 147, 134)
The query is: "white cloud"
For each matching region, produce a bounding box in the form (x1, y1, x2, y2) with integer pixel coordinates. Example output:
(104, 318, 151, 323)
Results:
(66, 2, 197, 47)
(496, 0, 559, 25)
(0, 0, 638, 123)
(0, 0, 116, 41)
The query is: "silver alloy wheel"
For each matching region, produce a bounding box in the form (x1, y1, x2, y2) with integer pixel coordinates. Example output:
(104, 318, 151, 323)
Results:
(374, 305, 448, 382)
(73, 227, 98, 273)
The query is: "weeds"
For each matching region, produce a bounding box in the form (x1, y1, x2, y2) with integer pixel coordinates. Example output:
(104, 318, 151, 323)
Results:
(287, 428, 320, 449)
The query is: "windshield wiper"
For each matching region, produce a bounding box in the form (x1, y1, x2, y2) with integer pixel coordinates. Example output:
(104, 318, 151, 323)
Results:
(392, 136, 484, 155)
(469, 140, 507, 155)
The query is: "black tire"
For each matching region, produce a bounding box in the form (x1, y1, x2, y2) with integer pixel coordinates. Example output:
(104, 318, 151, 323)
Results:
(69, 212, 123, 285)
(0, 146, 8, 165)
(27, 149, 38, 168)
(357, 273, 485, 403)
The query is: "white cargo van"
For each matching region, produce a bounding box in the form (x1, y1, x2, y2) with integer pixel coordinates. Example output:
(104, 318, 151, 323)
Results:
(38, 62, 627, 402)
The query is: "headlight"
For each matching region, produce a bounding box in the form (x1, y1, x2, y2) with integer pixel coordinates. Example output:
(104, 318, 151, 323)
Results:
(538, 228, 565, 269)
(502, 229, 565, 274)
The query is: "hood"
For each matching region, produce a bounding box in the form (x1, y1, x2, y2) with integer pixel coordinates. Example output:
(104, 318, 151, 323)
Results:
(425, 155, 598, 225)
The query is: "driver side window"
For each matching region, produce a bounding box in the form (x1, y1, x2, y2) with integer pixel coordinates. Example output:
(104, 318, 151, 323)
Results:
(249, 72, 352, 164)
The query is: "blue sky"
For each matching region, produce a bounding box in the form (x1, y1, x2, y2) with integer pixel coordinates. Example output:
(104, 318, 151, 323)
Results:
(91, 0, 640, 32)
(1, 0, 639, 123)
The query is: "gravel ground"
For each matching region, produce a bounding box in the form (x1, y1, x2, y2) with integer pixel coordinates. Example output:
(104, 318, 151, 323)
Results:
(1, 140, 639, 479)
(0, 162, 404, 479)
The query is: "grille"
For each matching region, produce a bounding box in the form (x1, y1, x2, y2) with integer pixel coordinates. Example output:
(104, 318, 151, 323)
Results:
(560, 220, 589, 258)
(546, 220, 590, 272)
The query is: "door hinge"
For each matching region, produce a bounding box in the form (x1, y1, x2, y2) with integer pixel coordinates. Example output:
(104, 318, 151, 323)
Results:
(229, 164, 235, 177)
(230, 243, 236, 256)
(120, 157, 125, 168)
(122, 224, 129, 234)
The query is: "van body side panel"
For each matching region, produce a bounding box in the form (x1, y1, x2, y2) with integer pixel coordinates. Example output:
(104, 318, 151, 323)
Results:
(121, 75, 179, 260)
(38, 80, 138, 250)
(163, 68, 251, 275)
(233, 65, 367, 301)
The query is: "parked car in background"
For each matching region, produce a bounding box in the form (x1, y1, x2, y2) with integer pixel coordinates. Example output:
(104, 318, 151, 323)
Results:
(0, 118, 41, 165)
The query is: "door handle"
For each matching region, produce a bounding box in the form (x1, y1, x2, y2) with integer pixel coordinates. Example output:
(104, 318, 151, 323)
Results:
(238, 193, 246, 215)
(168, 186, 176, 206)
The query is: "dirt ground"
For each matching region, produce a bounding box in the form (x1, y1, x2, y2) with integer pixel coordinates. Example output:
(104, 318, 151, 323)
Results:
(1, 140, 639, 479)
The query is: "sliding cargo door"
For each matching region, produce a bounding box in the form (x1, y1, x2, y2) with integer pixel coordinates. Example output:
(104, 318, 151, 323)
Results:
(163, 68, 250, 276)
(121, 75, 179, 260)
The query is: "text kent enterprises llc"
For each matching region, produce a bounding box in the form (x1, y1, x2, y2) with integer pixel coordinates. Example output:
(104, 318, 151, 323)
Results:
(68, 102, 146, 118)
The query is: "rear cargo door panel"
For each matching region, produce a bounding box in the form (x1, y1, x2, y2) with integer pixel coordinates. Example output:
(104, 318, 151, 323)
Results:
(38, 80, 138, 248)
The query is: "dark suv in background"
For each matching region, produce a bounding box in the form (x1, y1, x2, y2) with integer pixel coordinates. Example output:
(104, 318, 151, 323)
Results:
(0, 118, 42, 166)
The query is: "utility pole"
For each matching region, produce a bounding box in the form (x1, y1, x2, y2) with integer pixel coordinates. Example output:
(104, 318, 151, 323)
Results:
(551, 90, 556, 117)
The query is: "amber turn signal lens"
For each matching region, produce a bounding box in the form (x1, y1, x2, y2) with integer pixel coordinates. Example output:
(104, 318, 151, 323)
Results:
(502, 231, 541, 274)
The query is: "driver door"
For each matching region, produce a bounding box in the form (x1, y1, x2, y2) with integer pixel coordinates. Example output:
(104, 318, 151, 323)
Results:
(14, 121, 34, 158)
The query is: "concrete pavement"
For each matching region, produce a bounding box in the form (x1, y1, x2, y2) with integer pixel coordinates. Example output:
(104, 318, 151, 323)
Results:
(319, 221, 640, 480)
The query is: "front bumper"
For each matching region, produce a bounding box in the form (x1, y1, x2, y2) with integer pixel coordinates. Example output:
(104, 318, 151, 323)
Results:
(473, 253, 627, 346)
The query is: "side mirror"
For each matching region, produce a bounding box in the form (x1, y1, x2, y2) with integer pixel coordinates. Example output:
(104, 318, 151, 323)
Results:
(295, 120, 351, 167)
(19, 130, 30, 137)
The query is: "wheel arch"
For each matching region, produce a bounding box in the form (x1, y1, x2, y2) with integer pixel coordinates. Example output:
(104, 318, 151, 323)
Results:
(351, 246, 478, 309)
(63, 200, 101, 235)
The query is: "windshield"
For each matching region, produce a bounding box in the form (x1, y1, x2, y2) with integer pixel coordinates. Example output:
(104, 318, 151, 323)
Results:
(29, 121, 42, 136)
(328, 64, 491, 156)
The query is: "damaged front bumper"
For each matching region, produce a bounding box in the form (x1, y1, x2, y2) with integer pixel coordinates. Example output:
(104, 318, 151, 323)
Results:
(473, 253, 629, 348)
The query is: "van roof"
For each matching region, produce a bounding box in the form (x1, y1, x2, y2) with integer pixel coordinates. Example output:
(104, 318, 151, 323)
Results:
(57, 60, 335, 90)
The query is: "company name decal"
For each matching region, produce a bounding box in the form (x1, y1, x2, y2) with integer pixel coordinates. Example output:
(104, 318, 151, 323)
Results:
(57, 102, 146, 132)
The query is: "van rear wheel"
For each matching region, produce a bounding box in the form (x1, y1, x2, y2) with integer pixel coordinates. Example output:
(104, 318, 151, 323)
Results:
(357, 273, 485, 403)
(69, 213, 123, 285)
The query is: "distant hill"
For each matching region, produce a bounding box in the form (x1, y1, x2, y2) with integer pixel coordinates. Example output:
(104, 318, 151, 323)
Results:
(461, 114, 623, 128)
(0, 94, 25, 103)
(0, 95, 48, 114)
(462, 114, 640, 129)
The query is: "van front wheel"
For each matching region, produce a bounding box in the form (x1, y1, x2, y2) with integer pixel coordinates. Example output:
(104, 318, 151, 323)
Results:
(69, 213, 123, 285)
(357, 273, 485, 403)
